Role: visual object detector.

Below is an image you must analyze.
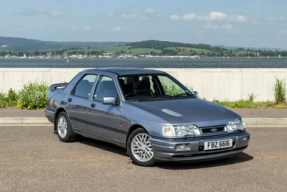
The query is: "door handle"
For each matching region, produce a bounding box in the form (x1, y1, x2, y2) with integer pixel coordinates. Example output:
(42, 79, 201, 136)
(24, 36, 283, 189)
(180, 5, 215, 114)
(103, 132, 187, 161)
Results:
(90, 103, 96, 108)
(68, 98, 72, 102)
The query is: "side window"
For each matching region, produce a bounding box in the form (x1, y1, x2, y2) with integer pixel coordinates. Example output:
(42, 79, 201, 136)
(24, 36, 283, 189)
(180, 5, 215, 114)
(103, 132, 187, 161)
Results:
(73, 74, 97, 99)
(94, 76, 118, 101)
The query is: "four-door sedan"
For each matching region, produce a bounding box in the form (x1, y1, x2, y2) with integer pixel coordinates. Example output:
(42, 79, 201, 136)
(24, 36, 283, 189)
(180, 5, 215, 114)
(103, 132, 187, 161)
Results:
(45, 68, 250, 166)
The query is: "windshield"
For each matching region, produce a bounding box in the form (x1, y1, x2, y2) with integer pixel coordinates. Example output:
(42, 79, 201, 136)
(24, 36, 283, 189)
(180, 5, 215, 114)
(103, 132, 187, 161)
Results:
(118, 74, 194, 101)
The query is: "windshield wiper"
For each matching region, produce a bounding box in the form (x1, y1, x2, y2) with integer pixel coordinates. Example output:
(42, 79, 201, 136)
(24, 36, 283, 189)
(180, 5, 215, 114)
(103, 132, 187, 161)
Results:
(137, 95, 170, 101)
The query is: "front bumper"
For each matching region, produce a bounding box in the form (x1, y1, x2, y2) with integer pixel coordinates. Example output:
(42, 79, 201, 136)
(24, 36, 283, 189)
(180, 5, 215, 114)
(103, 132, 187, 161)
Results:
(150, 131, 250, 161)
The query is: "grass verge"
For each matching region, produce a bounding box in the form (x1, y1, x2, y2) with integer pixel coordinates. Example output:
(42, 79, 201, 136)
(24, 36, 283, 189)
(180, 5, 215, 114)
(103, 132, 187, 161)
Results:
(214, 100, 286, 109)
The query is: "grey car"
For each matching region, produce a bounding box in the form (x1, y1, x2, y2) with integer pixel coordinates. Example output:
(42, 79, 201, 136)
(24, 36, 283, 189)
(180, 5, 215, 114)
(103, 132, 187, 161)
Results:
(45, 68, 250, 166)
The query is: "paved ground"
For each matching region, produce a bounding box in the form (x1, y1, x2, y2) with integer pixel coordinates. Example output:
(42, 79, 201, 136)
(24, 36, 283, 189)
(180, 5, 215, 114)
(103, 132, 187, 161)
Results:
(230, 109, 287, 118)
(0, 126, 286, 191)
(1, 108, 287, 118)
(0, 109, 45, 117)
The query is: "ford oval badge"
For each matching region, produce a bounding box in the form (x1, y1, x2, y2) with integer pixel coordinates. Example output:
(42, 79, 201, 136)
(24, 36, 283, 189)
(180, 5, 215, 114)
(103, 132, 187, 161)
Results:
(211, 128, 217, 132)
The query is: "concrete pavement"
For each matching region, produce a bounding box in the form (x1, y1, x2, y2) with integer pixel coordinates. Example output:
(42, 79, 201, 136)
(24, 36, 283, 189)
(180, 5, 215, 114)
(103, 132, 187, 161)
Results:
(0, 126, 286, 191)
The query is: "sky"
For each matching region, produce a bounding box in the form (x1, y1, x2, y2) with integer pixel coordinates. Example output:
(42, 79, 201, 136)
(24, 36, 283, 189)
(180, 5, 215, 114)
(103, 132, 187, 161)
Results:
(1, 0, 287, 49)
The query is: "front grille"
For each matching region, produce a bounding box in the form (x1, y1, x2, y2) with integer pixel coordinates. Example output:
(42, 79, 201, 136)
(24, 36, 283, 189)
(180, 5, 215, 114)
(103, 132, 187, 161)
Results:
(200, 125, 226, 134)
(201, 127, 225, 133)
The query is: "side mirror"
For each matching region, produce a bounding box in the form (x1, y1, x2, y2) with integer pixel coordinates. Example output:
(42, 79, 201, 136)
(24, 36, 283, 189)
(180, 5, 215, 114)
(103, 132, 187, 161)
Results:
(192, 91, 198, 97)
(102, 97, 116, 105)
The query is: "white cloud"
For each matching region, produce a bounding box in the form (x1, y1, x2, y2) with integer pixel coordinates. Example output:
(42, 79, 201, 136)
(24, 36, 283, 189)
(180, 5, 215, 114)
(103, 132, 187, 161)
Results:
(206, 12, 227, 21)
(183, 13, 197, 21)
(182, 11, 247, 23)
(113, 27, 122, 32)
(144, 8, 154, 14)
(107, 13, 114, 18)
(23, 24, 32, 28)
(120, 13, 139, 20)
(266, 17, 286, 21)
(204, 24, 218, 29)
(34, 8, 46, 14)
(223, 24, 233, 29)
(120, 11, 153, 21)
(83, 26, 91, 30)
(170, 15, 181, 21)
(278, 30, 287, 34)
(49, 11, 67, 17)
(20, 8, 67, 17)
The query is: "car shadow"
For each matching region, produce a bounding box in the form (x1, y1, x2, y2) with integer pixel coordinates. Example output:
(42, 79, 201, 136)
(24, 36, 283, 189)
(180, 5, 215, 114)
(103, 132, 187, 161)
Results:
(77, 136, 128, 157)
(156, 152, 253, 170)
(73, 135, 253, 169)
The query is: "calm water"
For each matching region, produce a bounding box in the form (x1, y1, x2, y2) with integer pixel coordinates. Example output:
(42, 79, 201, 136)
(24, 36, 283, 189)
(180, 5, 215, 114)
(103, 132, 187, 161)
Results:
(0, 57, 287, 68)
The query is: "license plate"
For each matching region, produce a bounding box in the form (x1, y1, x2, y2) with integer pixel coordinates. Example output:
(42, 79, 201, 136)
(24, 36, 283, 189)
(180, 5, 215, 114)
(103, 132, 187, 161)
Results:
(204, 139, 233, 150)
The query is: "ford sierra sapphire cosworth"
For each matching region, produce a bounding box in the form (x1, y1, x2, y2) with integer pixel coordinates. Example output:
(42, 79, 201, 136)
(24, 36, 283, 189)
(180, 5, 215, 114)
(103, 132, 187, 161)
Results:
(45, 68, 250, 166)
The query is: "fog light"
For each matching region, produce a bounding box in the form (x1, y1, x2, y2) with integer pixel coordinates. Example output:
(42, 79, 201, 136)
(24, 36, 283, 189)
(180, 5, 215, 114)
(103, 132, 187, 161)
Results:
(243, 136, 249, 141)
(176, 144, 191, 151)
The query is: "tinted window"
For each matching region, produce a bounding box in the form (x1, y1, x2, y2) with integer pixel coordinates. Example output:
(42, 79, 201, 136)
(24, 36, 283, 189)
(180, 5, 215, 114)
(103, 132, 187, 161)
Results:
(94, 76, 118, 101)
(119, 74, 191, 100)
(73, 74, 97, 99)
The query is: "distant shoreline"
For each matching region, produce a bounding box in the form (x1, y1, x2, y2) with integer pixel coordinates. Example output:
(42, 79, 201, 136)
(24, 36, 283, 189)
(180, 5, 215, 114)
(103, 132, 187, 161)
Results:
(0, 57, 287, 68)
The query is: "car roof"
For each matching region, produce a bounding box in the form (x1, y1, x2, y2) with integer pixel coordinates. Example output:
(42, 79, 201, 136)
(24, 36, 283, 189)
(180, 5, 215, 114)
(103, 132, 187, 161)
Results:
(84, 68, 166, 76)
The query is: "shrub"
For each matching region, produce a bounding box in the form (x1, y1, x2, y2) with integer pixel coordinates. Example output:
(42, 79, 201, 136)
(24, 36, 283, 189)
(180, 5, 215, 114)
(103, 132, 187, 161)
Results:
(17, 81, 49, 109)
(215, 100, 263, 108)
(248, 93, 257, 102)
(162, 84, 194, 96)
(273, 78, 286, 104)
(162, 84, 184, 96)
(0, 89, 18, 108)
(264, 100, 274, 108)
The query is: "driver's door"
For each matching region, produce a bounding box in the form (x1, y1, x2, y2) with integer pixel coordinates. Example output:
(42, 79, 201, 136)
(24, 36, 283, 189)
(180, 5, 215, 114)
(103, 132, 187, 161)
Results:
(87, 75, 122, 142)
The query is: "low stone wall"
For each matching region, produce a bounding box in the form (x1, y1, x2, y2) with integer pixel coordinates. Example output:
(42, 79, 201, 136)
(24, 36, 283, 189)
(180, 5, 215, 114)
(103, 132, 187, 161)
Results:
(0, 68, 286, 101)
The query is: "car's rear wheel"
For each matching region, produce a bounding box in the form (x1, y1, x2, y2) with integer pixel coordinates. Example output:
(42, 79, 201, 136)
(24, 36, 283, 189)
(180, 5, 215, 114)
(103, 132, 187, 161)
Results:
(127, 128, 156, 166)
(56, 111, 77, 142)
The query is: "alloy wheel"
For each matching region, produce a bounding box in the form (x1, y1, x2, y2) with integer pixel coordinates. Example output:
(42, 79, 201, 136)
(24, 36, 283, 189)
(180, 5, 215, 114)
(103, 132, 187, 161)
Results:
(131, 133, 154, 162)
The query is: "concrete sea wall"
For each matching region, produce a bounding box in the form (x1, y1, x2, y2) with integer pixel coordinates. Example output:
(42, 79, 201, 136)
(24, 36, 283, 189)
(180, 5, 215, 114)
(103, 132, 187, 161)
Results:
(0, 68, 286, 101)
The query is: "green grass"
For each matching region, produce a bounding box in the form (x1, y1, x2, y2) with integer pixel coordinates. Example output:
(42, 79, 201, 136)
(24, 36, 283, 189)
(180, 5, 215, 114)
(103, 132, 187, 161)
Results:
(214, 99, 285, 109)
(164, 47, 212, 55)
(64, 46, 161, 55)
(63, 45, 248, 57)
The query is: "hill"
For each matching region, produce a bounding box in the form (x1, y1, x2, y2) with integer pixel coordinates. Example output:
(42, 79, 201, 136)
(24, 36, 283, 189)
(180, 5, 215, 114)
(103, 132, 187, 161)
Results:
(64, 40, 237, 56)
(126, 40, 227, 52)
(0, 36, 129, 52)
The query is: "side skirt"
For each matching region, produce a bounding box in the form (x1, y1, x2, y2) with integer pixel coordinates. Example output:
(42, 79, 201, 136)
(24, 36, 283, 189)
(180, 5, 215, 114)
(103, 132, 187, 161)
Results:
(74, 128, 126, 148)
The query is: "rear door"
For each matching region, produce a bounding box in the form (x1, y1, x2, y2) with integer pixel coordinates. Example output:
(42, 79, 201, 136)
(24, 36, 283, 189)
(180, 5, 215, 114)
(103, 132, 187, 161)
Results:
(66, 74, 98, 132)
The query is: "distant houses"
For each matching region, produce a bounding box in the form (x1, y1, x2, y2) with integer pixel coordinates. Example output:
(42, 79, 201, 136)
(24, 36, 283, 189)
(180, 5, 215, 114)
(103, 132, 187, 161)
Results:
(244, 52, 260, 56)
(177, 47, 188, 52)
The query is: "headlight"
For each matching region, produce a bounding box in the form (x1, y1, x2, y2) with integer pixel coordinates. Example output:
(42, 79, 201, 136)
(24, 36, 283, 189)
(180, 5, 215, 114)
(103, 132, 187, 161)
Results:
(162, 124, 201, 137)
(226, 119, 245, 132)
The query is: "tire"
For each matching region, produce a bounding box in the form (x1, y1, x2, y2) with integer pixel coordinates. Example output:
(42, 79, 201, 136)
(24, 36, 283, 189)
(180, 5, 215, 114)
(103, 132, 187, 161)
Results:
(56, 111, 77, 142)
(127, 128, 156, 166)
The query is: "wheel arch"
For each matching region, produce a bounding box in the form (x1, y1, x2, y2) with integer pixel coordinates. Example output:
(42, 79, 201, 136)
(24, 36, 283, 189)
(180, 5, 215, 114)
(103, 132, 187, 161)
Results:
(54, 108, 68, 131)
(126, 124, 149, 148)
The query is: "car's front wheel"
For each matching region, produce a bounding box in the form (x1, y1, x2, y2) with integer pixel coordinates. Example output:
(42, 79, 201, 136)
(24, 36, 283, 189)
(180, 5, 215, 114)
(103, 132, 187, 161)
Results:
(56, 111, 77, 142)
(127, 128, 156, 166)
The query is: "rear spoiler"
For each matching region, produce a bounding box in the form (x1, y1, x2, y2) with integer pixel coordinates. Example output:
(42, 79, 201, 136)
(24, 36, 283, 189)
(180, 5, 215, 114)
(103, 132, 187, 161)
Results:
(49, 83, 68, 91)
